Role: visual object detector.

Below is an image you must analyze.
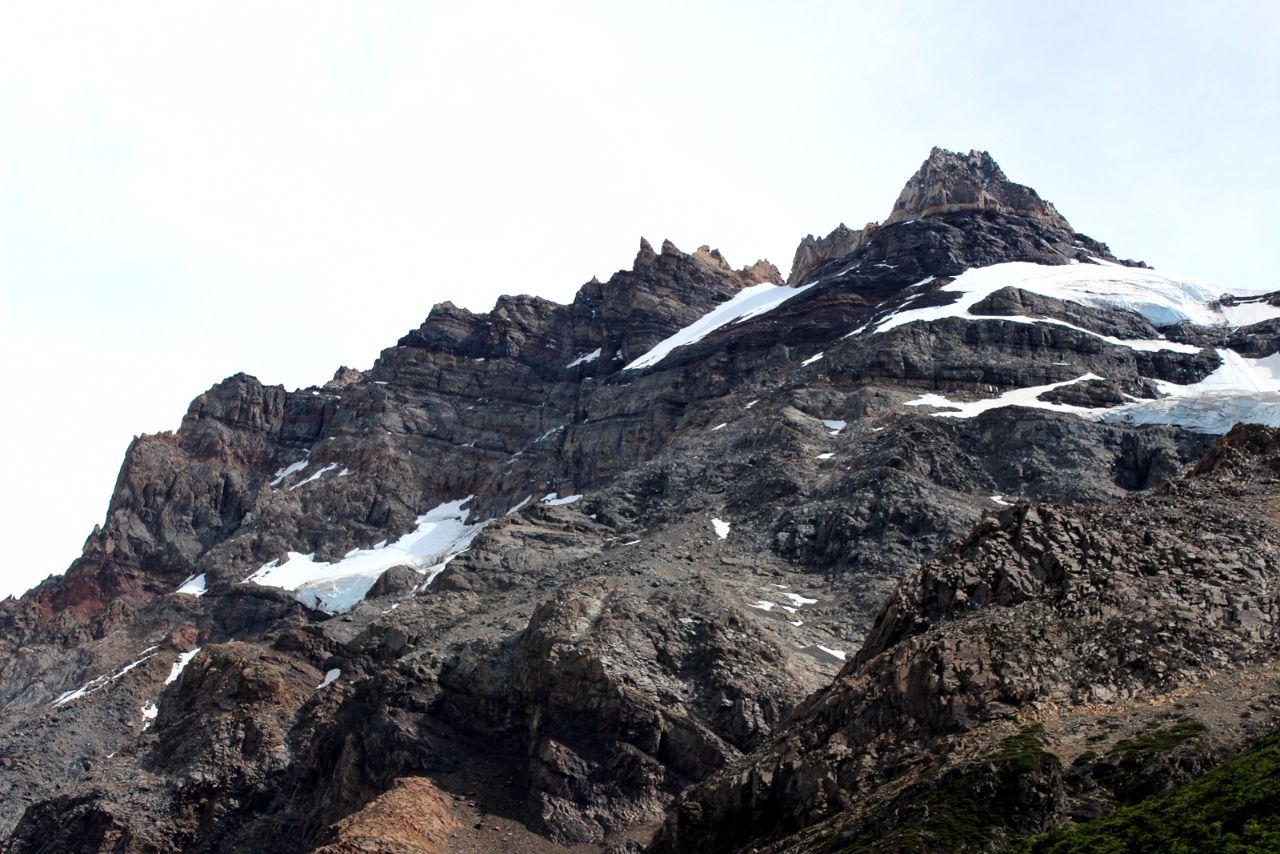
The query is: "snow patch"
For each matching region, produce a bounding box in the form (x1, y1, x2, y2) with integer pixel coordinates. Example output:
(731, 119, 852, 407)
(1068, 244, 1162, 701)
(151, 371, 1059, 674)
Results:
(711, 518, 731, 539)
(1219, 299, 1280, 328)
(52, 646, 161, 707)
(567, 348, 602, 368)
(991, 495, 1014, 507)
(1097, 350, 1280, 433)
(711, 422, 728, 431)
(822, 419, 846, 435)
(541, 492, 583, 506)
(1102, 392, 1280, 433)
(744, 399, 759, 409)
(246, 498, 487, 614)
(316, 668, 341, 689)
(175, 573, 206, 597)
(290, 461, 338, 490)
(815, 452, 834, 460)
(165, 647, 202, 685)
(799, 643, 847, 663)
(905, 373, 1108, 419)
(141, 701, 158, 730)
(873, 261, 1263, 335)
(269, 459, 308, 488)
(801, 352, 824, 366)
(779, 591, 818, 607)
(625, 281, 816, 370)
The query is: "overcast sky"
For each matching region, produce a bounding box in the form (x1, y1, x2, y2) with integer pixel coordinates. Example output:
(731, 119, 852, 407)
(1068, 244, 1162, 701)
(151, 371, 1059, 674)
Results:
(2, 1, 1277, 598)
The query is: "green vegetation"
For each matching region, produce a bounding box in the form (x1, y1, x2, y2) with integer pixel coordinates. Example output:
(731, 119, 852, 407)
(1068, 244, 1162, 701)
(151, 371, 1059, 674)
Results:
(995, 724, 1063, 773)
(1107, 719, 1206, 756)
(1072, 750, 1098, 766)
(830, 726, 1062, 853)
(1019, 732, 1280, 853)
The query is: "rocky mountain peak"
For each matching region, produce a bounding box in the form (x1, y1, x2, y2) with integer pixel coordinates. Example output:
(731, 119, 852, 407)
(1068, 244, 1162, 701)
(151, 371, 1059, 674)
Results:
(5, 146, 1279, 853)
(884, 146, 1073, 230)
(787, 148, 1082, 284)
(787, 222, 867, 284)
(737, 257, 783, 285)
(691, 243, 731, 271)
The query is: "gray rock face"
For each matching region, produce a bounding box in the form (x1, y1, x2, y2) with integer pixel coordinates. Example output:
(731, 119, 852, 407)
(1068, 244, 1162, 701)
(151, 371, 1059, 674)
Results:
(650, 425, 1280, 853)
(787, 147, 1088, 286)
(787, 223, 865, 285)
(0, 150, 1268, 853)
(885, 146, 1074, 230)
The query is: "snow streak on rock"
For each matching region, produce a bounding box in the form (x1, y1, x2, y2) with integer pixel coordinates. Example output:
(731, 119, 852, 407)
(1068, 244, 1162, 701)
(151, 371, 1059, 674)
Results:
(246, 498, 487, 614)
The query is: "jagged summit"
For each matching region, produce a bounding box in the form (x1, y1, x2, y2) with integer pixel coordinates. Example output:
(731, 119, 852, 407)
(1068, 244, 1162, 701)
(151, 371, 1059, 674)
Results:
(787, 222, 866, 285)
(5, 145, 1280, 853)
(884, 146, 1073, 230)
(788, 147, 1076, 283)
(640, 237, 782, 285)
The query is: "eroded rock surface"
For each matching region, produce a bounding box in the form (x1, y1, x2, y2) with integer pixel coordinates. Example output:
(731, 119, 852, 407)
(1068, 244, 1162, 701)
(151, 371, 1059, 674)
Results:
(0, 150, 1272, 853)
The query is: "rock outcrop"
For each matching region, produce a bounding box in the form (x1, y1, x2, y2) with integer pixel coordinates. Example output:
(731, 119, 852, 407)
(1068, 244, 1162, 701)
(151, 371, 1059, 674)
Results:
(1, 149, 1274, 853)
(788, 223, 866, 285)
(651, 424, 1280, 853)
(885, 146, 1074, 230)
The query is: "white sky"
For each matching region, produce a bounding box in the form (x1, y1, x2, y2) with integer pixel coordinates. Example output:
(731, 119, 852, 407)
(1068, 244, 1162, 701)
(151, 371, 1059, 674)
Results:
(2, 1, 1278, 598)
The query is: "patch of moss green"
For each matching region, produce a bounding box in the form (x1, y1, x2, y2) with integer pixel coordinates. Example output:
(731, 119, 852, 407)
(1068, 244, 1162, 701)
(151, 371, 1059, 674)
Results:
(1017, 731, 1280, 853)
(995, 724, 1062, 774)
(1072, 750, 1097, 766)
(1107, 719, 1206, 756)
(828, 726, 1062, 853)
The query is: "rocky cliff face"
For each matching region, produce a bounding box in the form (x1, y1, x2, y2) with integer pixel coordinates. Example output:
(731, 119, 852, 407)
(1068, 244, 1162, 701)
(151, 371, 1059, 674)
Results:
(788, 224, 866, 285)
(2, 150, 1278, 852)
(885, 147, 1074, 230)
(651, 424, 1280, 853)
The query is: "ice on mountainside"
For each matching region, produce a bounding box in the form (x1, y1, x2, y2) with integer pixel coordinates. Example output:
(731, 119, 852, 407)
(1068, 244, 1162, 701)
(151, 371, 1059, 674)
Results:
(52, 646, 161, 707)
(567, 348, 602, 368)
(1218, 299, 1280, 327)
(541, 492, 583, 506)
(866, 260, 1280, 432)
(246, 498, 486, 614)
(872, 261, 1264, 335)
(625, 280, 816, 370)
(290, 462, 339, 490)
(165, 648, 202, 685)
(269, 459, 308, 488)
(905, 373, 1110, 419)
(1101, 350, 1280, 432)
(711, 518, 731, 539)
(175, 573, 206, 596)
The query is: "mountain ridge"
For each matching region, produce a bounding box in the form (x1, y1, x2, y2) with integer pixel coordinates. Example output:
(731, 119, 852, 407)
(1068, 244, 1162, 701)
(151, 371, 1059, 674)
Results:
(2, 148, 1279, 852)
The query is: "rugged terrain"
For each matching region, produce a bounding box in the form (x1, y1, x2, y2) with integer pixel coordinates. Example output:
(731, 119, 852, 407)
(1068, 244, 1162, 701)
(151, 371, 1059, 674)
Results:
(2, 149, 1278, 852)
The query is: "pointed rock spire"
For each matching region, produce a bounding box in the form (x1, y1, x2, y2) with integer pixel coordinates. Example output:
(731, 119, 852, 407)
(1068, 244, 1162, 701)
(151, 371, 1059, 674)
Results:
(884, 147, 1071, 230)
(788, 223, 867, 284)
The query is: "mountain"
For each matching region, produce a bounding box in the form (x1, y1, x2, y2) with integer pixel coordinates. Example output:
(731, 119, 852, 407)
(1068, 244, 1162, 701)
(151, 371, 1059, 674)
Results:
(2, 149, 1279, 853)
